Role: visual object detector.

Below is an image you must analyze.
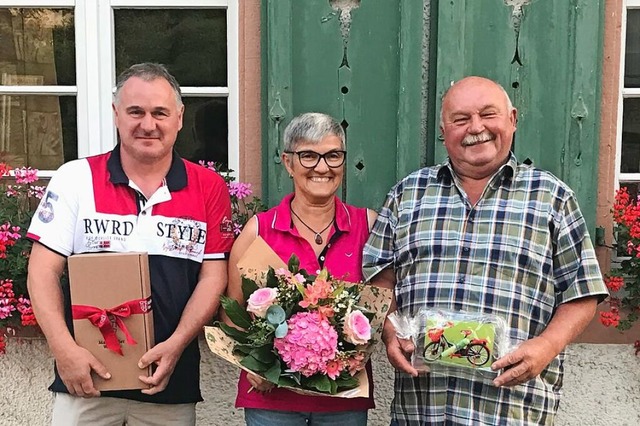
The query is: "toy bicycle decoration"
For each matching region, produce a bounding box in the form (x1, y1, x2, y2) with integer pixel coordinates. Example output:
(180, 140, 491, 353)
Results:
(423, 322, 492, 367)
(388, 308, 510, 378)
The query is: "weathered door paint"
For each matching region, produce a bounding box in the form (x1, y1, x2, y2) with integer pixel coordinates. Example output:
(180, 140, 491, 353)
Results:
(262, 0, 424, 209)
(433, 0, 604, 232)
(263, 0, 604, 234)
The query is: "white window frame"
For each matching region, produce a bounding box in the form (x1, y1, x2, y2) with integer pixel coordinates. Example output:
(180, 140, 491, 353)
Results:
(0, 0, 239, 177)
(617, 0, 640, 188)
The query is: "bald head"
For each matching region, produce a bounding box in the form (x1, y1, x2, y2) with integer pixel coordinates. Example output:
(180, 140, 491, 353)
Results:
(440, 77, 513, 127)
(438, 75, 518, 181)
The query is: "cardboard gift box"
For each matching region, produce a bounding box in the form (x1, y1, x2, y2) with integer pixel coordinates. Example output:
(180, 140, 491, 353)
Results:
(68, 252, 154, 391)
(205, 236, 392, 398)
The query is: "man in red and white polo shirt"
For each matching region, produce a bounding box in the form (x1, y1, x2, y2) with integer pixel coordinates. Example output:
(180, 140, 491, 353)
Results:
(26, 63, 234, 425)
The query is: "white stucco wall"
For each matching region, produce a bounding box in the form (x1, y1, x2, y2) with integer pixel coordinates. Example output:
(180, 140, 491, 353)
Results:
(1, 338, 638, 425)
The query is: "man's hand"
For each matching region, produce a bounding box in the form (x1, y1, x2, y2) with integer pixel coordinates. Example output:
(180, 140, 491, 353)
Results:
(56, 344, 111, 398)
(382, 319, 419, 377)
(491, 336, 557, 387)
(246, 373, 274, 393)
(138, 340, 183, 395)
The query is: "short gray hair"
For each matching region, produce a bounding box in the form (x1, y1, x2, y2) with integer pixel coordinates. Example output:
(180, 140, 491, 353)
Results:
(283, 113, 345, 152)
(114, 63, 182, 107)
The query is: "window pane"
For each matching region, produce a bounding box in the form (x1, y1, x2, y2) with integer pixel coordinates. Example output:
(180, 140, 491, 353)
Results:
(626, 9, 640, 87)
(114, 9, 227, 86)
(616, 183, 639, 257)
(622, 98, 640, 173)
(0, 95, 77, 170)
(0, 8, 75, 85)
(620, 183, 639, 203)
(174, 97, 228, 169)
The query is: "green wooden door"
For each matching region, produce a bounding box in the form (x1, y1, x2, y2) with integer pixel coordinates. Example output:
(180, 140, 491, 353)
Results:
(262, 0, 424, 209)
(433, 0, 604, 232)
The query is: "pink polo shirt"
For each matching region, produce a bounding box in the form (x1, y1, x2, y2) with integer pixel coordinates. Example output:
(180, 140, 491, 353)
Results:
(234, 193, 375, 412)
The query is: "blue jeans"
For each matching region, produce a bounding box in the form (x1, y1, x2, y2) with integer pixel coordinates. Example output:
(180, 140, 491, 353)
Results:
(244, 408, 367, 426)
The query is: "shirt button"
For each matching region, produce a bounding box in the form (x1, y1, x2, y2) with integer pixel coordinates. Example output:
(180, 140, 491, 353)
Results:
(141, 211, 147, 216)
(458, 277, 465, 284)
(320, 256, 325, 261)
(462, 247, 470, 253)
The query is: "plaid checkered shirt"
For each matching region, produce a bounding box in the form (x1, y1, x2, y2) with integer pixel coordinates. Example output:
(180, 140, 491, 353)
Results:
(363, 154, 608, 425)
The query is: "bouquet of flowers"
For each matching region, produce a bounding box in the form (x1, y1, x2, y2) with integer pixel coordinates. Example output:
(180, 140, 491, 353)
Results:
(206, 237, 391, 396)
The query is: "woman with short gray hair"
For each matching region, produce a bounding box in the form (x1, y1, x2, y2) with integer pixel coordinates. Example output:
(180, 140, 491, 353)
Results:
(225, 112, 376, 426)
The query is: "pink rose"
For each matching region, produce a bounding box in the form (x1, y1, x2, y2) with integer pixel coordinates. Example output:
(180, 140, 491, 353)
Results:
(343, 310, 371, 345)
(246, 288, 279, 317)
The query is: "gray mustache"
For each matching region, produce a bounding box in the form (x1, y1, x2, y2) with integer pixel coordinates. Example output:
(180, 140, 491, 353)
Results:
(134, 132, 161, 138)
(462, 131, 495, 146)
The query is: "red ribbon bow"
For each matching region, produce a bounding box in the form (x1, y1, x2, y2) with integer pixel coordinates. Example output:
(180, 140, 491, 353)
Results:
(72, 297, 152, 355)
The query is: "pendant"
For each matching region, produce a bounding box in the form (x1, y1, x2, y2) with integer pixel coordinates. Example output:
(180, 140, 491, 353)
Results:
(314, 233, 323, 245)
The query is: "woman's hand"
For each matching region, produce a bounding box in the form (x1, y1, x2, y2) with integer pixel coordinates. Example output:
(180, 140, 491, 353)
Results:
(247, 373, 274, 393)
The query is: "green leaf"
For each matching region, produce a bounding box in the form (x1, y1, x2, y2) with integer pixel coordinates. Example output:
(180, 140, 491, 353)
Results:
(266, 305, 286, 325)
(239, 354, 270, 372)
(232, 344, 253, 356)
(266, 268, 279, 288)
(215, 321, 249, 344)
(335, 374, 360, 391)
(233, 339, 271, 353)
(220, 295, 252, 329)
(331, 284, 345, 298)
(303, 374, 332, 393)
(295, 282, 307, 298)
(287, 254, 300, 273)
(264, 359, 282, 384)
(329, 379, 338, 395)
(249, 345, 277, 364)
(279, 371, 301, 386)
(241, 277, 260, 302)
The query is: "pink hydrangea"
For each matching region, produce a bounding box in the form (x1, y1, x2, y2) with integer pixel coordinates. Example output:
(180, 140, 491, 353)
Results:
(274, 311, 338, 377)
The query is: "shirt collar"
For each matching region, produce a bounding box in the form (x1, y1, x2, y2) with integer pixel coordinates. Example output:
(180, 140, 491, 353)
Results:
(107, 144, 187, 191)
(436, 151, 517, 182)
(273, 193, 353, 233)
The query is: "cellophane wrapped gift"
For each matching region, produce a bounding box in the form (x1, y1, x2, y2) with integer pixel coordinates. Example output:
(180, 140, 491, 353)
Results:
(388, 309, 512, 382)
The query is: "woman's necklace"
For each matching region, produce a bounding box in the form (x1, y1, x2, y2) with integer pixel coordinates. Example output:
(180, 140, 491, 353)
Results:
(290, 208, 335, 245)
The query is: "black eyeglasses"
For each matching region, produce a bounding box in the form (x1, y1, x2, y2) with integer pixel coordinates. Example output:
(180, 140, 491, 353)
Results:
(284, 150, 347, 169)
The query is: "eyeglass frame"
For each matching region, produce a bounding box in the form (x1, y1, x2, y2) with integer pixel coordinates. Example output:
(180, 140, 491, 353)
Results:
(283, 149, 347, 169)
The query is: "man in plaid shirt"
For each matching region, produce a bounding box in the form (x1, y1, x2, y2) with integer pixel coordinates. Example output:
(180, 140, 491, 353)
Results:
(363, 76, 608, 425)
